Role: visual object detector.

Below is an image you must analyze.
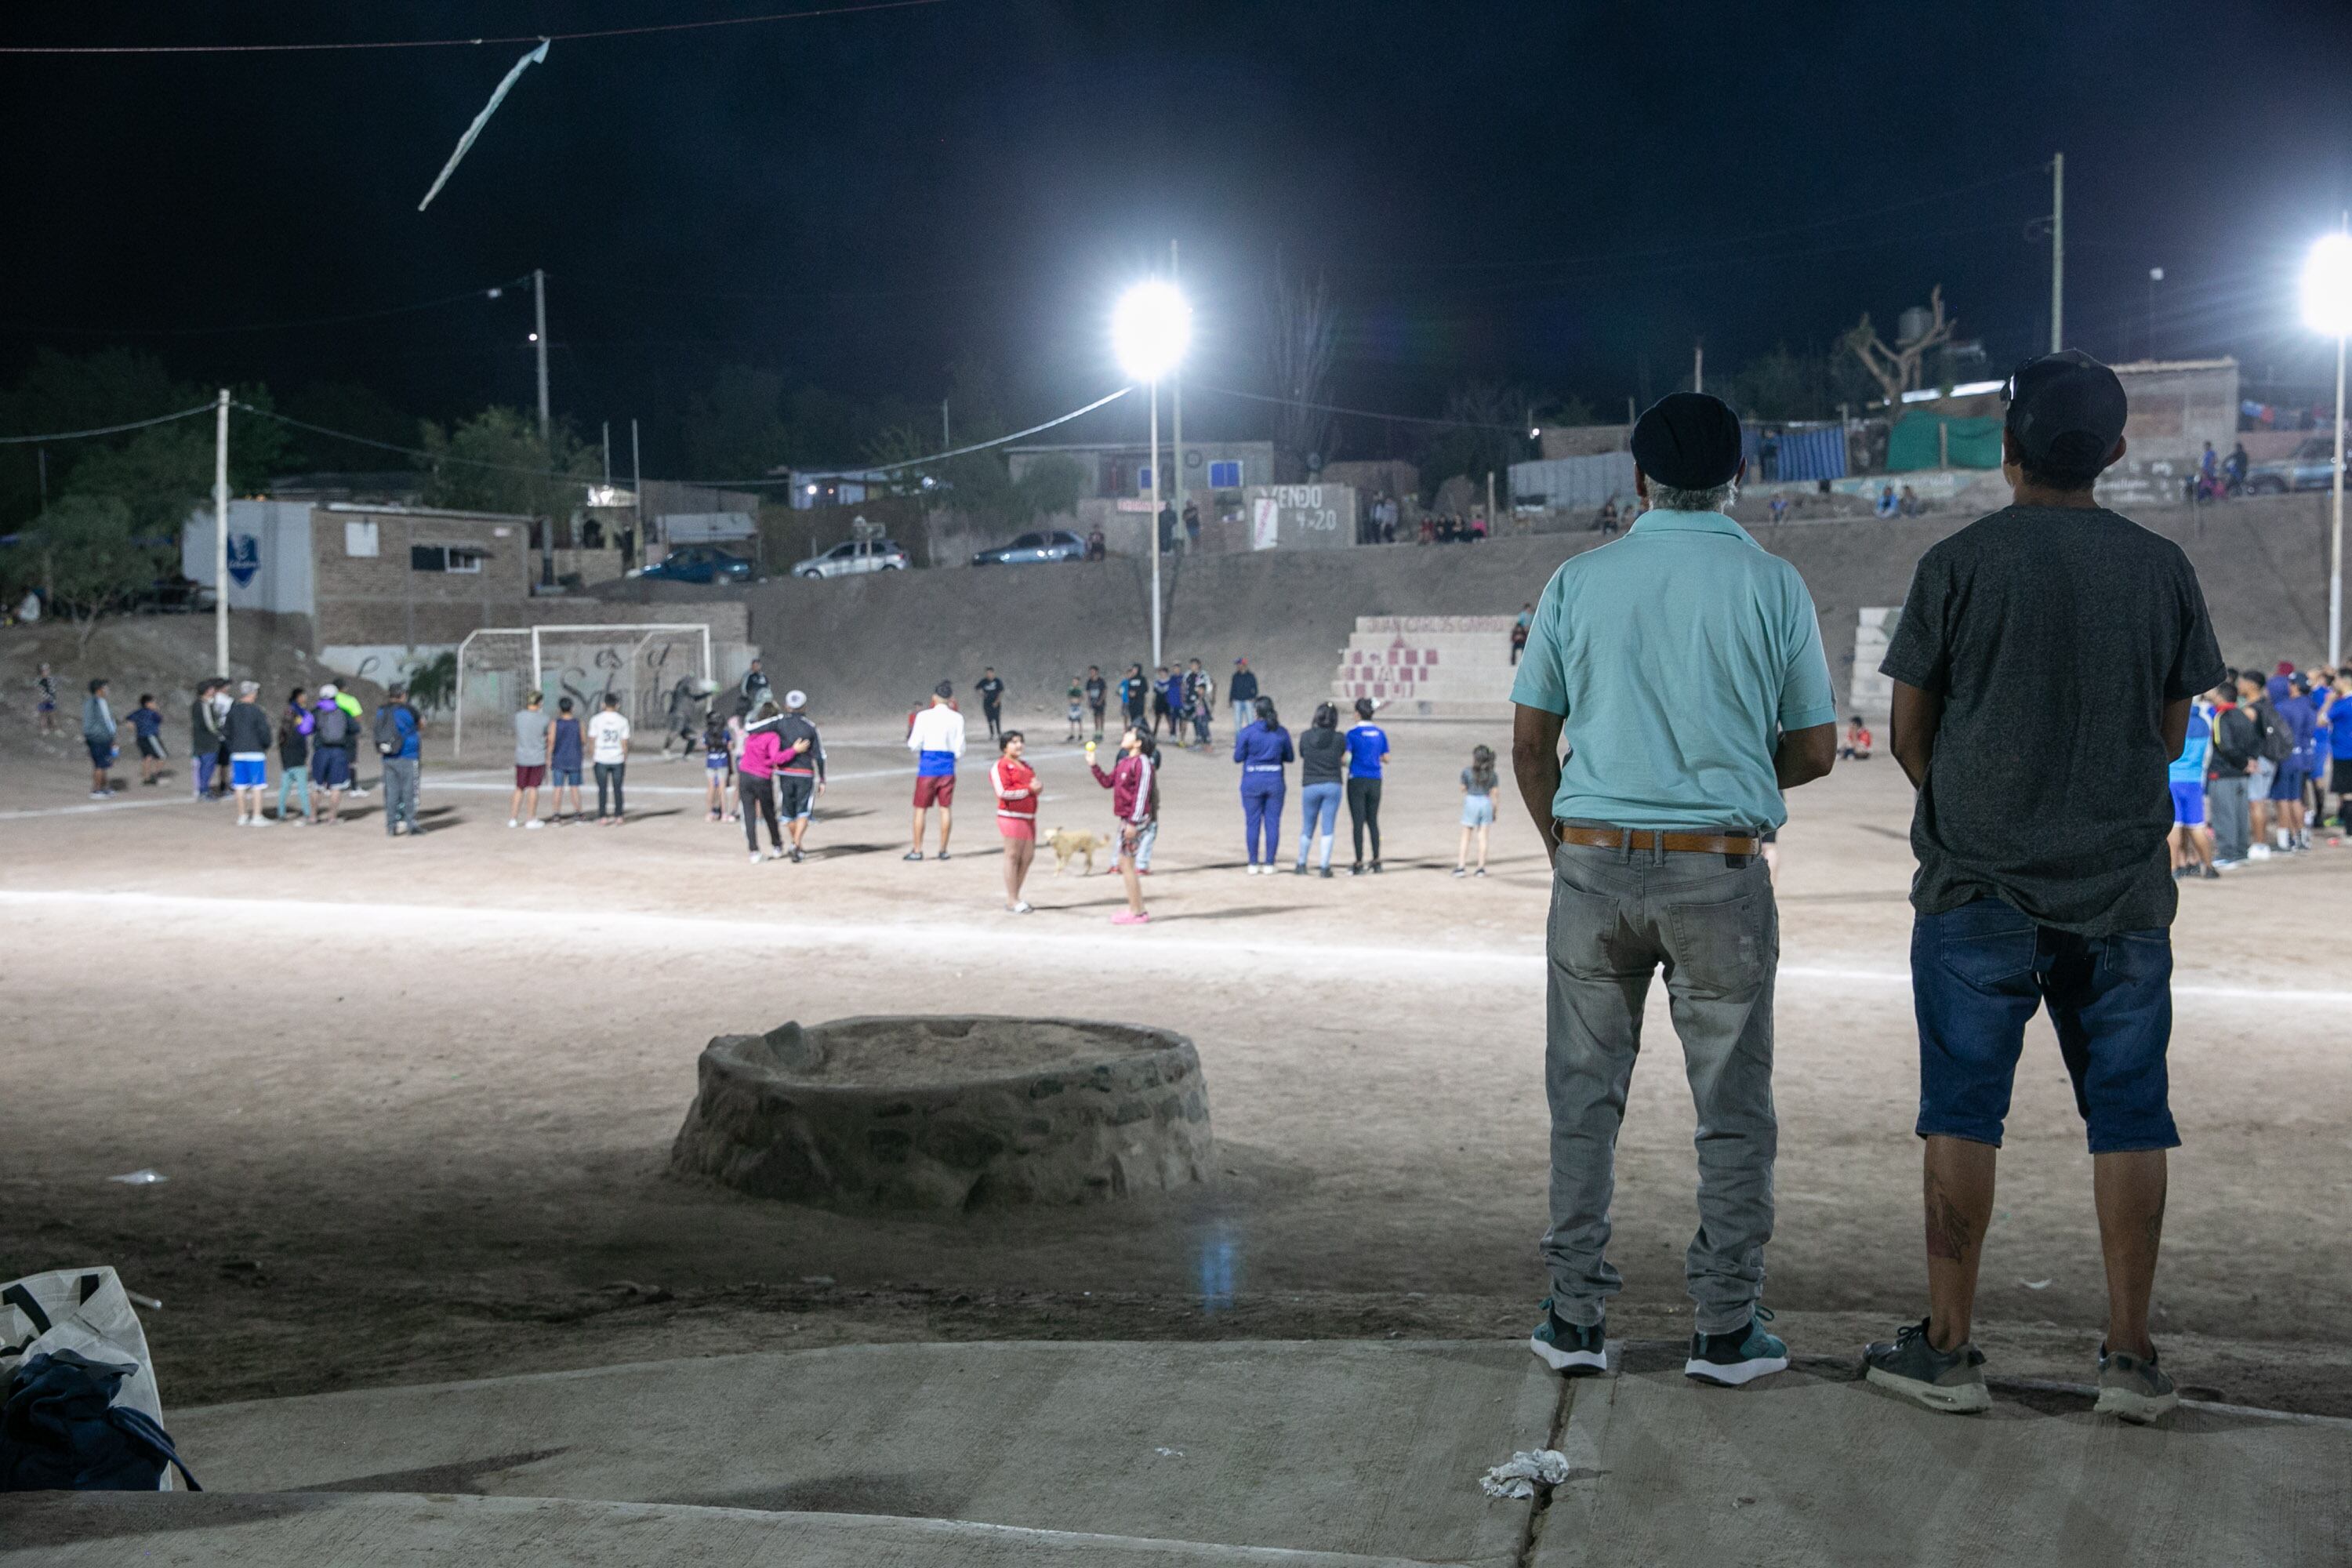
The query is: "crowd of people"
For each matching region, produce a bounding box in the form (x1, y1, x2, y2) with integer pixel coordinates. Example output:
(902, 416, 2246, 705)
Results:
(2165, 660, 2352, 877)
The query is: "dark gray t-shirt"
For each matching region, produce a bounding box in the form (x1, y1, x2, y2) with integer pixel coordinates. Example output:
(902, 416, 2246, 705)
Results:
(1880, 504, 2224, 936)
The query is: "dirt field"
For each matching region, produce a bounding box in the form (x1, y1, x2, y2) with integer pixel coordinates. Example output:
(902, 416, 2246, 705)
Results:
(4, 713, 2350, 1414)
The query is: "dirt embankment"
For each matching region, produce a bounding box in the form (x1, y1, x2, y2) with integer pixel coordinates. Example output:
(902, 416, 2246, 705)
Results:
(592, 493, 2336, 720)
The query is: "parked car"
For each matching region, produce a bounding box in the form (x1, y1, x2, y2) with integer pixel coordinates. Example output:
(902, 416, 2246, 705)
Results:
(971, 528, 1087, 567)
(636, 545, 758, 584)
(2245, 437, 2350, 494)
(792, 538, 911, 579)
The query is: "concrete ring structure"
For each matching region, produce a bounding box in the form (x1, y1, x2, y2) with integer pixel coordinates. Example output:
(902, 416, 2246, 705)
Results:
(670, 1014, 1213, 1212)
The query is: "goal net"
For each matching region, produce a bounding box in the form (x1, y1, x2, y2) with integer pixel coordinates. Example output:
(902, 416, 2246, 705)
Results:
(453, 622, 713, 760)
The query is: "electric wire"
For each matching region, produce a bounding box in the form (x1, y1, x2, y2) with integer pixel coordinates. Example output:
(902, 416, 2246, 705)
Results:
(235, 385, 1138, 490)
(0, 278, 536, 339)
(0, 1, 947, 55)
(0, 402, 218, 445)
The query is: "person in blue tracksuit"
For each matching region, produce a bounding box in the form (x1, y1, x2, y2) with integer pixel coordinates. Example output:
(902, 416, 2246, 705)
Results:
(1231, 695, 1294, 873)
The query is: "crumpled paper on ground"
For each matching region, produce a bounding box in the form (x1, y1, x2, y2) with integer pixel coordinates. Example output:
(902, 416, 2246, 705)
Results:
(1479, 1448, 1572, 1500)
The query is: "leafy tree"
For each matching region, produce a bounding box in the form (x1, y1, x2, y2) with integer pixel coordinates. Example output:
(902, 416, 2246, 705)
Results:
(417, 407, 597, 521)
(1266, 256, 1340, 478)
(1714, 347, 1832, 423)
(15, 495, 166, 655)
(277, 381, 421, 470)
(62, 391, 291, 542)
(1417, 381, 1533, 506)
(405, 649, 460, 713)
(0, 348, 202, 528)
(684, 366, 789, 481)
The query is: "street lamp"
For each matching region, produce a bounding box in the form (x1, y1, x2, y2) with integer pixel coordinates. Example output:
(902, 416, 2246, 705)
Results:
(1114, 279, 1192, 666)
(2302, 231, 2352, 665)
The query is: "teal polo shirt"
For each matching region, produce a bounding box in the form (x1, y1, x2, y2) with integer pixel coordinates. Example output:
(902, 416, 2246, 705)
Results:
(1508, 509, 1836, 830)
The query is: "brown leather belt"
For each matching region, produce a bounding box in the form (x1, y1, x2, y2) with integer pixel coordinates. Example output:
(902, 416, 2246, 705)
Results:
(1555, 823, 1761, 856)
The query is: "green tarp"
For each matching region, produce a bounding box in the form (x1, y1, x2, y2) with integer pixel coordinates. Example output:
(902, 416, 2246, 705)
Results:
(1886, 413, 2004, 471)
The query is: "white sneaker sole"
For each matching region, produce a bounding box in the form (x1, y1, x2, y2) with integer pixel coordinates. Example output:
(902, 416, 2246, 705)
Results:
(1864, 1366, 1992, 1413)
(1527, 1334, 1608, 1375)
(2093, 1385, 2179, 1424)
(1686, 1352, 1790, 1387)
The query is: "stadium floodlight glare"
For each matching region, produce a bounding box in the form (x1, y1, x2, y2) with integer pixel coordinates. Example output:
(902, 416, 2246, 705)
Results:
(1112, 280, 1192, 383)
(2302, 233, 2352, 336)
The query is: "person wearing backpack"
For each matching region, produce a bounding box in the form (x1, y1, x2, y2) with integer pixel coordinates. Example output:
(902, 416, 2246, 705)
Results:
(374, 683, 423, 838)
(310, 684, 354, 824)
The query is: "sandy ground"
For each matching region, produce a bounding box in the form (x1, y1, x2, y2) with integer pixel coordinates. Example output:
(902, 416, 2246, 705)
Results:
(3, 714, 2350, 1414)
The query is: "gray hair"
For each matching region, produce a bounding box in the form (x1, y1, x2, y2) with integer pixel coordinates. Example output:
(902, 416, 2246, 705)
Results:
(1642, 477, 1738, 514)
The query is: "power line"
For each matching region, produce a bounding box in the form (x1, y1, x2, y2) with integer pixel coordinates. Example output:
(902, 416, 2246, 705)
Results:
(234, 404, 586, 484)
(0, 277, 535, 339)
(238, 385, 1138, 490)
(0, 402, 216, 445)
(1189, 384, 1527, 433)
(0, 0, 948, 54)
(677, 386, 1138, 485)
(1330, 165, 2046, 274)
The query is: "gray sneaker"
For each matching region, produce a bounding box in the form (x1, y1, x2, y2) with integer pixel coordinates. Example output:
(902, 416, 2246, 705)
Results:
(1862, 1319, 1991, 1414)
(2094, 1345, 2180, 1424)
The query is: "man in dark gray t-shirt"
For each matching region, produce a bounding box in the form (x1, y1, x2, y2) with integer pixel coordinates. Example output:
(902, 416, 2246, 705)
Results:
(1863, 350, 2224, 1428)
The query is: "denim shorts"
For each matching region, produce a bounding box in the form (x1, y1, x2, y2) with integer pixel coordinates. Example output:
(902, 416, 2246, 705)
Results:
(1461, 793, 1495, 827)
(1911, 897, 2178, 1155)
(551, 766, 583, 788)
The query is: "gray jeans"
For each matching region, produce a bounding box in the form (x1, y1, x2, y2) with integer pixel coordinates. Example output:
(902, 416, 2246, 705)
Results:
(382, 757, 421, 836)
(2207, 774, 2250, 861)
(1543, 837, 1779, 1334)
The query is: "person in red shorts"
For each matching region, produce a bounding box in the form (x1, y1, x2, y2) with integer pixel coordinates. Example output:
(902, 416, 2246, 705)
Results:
(906, 681, 965, 861)
(991, 730, 1040, 913)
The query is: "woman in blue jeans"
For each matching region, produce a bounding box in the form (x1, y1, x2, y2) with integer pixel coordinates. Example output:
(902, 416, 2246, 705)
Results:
(1230, 695, 1293, 873)
(1294, 702, 1344, 877)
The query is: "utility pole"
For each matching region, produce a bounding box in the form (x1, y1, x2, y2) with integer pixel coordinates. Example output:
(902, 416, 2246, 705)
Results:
(2049, 154, 2065, 352)
(1171, 239, 1185, 550)
(533, 267, 550, 445)
(601, 421, 612, 485)
(1692, 339, 1704, 394)
(212, 388, 230, 676)
(630, 418, 643, 540)
(941, 397, 950, 448)
(1148, 376, 1163, 666)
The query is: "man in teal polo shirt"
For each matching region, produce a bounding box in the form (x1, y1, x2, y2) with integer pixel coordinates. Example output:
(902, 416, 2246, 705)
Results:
(1511, 391, 1838, 1388)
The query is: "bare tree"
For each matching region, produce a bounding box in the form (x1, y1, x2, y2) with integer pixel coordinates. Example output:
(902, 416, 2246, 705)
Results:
(1265, 253, 1338, 481)
(1842, 285, 1956, 412)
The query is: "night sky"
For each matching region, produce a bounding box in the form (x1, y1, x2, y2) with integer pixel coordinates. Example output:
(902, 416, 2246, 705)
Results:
(5, 0, 2350, 466)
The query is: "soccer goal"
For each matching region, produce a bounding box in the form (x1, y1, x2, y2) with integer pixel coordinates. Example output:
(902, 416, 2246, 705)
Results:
(452, 622, 713, 760)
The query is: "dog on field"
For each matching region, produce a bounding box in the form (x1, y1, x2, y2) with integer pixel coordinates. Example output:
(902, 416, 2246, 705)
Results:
(1047, 827, 1110, 877)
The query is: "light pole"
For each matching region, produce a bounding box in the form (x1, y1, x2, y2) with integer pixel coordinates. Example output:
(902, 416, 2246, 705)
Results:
(1113, 278, 1192, 668)
(2147, 267, 2163, 360)
(2304, 230, 2352, 666)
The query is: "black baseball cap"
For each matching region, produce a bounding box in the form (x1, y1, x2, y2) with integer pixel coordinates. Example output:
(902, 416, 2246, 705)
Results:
(2005, 350, 2127, 478)
(1630, 392, 1744, 490)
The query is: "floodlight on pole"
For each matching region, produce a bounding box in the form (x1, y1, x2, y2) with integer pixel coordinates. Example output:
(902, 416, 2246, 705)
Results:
(1114, 278, 1192, 667)
(2304, 230, 2352, 666)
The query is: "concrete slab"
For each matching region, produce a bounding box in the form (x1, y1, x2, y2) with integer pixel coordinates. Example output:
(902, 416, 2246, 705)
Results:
(165, 1341, 1555, 1566)
(0, 1493, 1434, 1567)
(1534, 1368, 2352, 1568)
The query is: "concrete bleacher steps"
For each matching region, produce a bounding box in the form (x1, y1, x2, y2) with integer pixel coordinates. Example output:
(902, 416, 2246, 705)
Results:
(1333, 616, 1519, 720)
(5, 1340, 2346, 1566)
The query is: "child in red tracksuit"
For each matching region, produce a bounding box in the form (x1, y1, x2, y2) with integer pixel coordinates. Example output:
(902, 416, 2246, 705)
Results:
(992, 730, 1040, 913)
(1089, 727, 1159, 925)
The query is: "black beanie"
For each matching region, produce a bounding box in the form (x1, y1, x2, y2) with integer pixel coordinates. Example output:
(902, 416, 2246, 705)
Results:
(1630, 393, 1744, 490)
